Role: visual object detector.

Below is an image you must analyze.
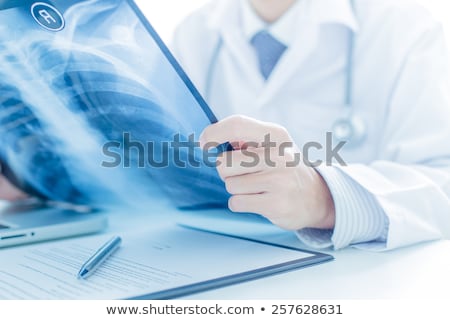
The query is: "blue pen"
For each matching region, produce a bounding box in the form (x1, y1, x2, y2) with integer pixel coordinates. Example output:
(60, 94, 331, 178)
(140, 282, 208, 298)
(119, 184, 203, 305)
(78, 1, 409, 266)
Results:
(77, 236, 122, 279)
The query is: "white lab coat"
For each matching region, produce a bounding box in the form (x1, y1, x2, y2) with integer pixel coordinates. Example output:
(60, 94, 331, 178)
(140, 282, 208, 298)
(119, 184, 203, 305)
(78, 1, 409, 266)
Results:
(171, 0, 450, 250)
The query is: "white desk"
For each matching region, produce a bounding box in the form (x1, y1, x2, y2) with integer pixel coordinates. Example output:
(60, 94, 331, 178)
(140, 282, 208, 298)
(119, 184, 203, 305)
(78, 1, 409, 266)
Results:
(103, 201, 450, 300)
(2, 200, 450, 300)
(189, 238, 450, 300)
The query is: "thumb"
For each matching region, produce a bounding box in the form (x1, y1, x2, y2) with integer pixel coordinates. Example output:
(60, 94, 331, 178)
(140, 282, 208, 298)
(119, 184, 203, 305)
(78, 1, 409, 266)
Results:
(199, 115, 291, 149)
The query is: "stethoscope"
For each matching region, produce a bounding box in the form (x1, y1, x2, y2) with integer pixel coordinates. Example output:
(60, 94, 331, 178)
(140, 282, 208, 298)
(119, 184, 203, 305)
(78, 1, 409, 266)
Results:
(204, 3, 367, 148)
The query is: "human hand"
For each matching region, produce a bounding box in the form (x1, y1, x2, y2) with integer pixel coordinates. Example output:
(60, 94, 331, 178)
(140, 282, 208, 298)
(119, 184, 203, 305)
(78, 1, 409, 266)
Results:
(200, 115, 335, 231)
(0, 173, 29, 202)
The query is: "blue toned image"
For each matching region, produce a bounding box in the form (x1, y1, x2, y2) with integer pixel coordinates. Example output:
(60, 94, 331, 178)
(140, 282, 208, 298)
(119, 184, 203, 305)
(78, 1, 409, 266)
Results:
(0, 0, 229, 209)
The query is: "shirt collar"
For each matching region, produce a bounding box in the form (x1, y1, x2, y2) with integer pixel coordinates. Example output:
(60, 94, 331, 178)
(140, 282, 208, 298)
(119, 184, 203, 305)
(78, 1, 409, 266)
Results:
(208, 0, 359, 44)
(240, 0, 302, 47)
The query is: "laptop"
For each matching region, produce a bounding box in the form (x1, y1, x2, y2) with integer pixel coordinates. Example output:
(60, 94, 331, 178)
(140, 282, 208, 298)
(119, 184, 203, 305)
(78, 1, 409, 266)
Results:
(0, 200, 107, 248)
(0, 0, 241, 246)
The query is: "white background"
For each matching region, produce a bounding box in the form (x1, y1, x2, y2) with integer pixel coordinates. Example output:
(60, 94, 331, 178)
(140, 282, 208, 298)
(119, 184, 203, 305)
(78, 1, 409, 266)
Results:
(135, 0, 450, 50)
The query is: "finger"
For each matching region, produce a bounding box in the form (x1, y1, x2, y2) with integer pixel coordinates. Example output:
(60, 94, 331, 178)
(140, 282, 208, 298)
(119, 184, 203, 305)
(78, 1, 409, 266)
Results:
(200, 115, 291, 148)
(228, 193, 274, 215)
(230, 193, 311, 231)
(224, 172, 273, 195)
(216, 147, 268, 179)
(217, 147, 299, 180)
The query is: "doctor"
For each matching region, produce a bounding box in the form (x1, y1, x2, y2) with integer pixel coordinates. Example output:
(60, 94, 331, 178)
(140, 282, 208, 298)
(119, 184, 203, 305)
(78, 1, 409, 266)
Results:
(172, 0, 450, 250)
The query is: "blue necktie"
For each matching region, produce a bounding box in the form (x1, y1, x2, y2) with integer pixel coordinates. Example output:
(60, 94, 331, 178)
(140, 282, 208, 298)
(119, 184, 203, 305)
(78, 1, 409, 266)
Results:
(251, 30, 287, 80)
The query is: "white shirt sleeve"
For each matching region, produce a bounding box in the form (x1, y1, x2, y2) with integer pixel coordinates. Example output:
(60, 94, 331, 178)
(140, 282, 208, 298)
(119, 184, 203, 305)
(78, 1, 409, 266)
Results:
(296, 166, 389, 251)
(298, 22, 450, 251)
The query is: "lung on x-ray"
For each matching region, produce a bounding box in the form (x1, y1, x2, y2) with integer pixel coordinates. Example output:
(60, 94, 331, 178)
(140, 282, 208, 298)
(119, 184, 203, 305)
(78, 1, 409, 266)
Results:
(0, 0, 229, 209)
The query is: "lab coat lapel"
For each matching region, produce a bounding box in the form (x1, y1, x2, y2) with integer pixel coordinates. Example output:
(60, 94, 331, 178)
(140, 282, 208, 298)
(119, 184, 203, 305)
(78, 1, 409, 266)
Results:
(259, 0, 359, 105)
(209, 0, 265, 89)
(221, 30, 261, 84)
(259, 23, 320, 106)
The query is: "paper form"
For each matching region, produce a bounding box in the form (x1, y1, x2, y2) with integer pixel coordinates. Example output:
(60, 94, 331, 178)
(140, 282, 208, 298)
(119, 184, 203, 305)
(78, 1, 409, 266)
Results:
(0, 225, 317, 299)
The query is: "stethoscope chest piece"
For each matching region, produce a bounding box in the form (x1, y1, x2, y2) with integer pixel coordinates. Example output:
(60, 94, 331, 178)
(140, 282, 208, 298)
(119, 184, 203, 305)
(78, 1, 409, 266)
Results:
(332, 113, 367, 148)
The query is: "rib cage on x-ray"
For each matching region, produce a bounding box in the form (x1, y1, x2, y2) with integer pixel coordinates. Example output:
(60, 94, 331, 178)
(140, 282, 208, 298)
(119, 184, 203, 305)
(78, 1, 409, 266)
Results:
(0, 80, 87, 203)
(0, 41, 229, 208)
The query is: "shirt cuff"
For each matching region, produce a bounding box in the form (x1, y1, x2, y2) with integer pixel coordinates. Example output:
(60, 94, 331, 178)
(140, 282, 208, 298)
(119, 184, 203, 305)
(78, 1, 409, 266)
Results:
(296, 166, 389, 250)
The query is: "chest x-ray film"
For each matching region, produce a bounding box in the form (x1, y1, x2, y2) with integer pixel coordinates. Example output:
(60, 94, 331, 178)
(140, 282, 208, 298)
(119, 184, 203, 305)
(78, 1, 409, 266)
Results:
(0, 0, 229, 209)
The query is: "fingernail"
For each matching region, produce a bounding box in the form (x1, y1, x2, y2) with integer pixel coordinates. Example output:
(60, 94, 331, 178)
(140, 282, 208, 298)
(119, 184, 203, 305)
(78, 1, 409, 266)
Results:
(228, 197, 235, 212)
